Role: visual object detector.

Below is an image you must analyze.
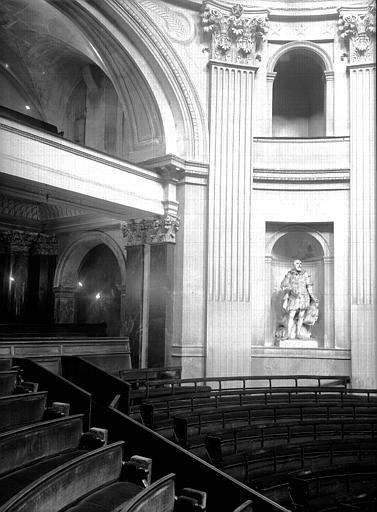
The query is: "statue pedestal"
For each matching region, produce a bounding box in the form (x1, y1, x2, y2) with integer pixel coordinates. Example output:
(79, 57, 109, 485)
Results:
(278, 339, 319, 349)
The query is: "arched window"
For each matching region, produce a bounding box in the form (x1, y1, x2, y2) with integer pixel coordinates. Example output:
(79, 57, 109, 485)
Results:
(272, 51, 325, 137)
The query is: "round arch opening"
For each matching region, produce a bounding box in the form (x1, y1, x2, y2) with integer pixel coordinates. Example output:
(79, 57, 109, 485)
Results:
(272, 50, 326, 137)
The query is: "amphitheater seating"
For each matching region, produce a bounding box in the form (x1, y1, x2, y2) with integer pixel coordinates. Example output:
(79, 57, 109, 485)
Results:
(173, 401, 377, 448)
(139, 387, 376, 429)
(205, 418, 377, 465)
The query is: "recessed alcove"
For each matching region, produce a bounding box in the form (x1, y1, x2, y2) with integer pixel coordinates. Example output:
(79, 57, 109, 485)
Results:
(272, 51, 325, 137)
(265, 223, 334, 349)
(76, 244, 121, 336)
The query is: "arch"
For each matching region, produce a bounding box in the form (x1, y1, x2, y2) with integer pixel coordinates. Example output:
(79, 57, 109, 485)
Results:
(49, 0, 208, 162)
(267, 41, 333, 74)
(54, 231, 127, 289)
(266, 224, 331, 258)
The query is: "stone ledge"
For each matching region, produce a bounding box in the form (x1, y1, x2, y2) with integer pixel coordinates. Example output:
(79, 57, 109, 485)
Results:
(250, 346, 351, 360)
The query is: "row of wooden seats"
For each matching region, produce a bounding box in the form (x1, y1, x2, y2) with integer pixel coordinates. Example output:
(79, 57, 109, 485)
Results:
(0, 358, 177, 512)
(127, 374, 350, 405)
(172, 401, 377, 448)
(0, 322, 107, 337)
(223, 438, 377, 483)
(204, 418, 377, 465)
(0, 356, 275, 512)
(288, 463, 377, 507)
(57, 356, 291, 511)
(138, 387, 377, 429)
(119, 366, 182, 389)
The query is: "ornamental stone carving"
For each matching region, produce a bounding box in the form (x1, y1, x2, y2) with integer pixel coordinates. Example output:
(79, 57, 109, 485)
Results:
(0, 230, 58, 255)
(201, 2, 269, 65)
(338, 3, 376, 64)
(122, 215, 180, 246)
(31, 233, 58, 256)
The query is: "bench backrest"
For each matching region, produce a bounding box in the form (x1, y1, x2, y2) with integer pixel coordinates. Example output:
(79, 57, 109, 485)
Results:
(124, 473, 176, 512)
(0, 392, 47, 432)
(0, 415, 84, 476)
(0, 441, 125, 512)
(0, 371, 17, 396)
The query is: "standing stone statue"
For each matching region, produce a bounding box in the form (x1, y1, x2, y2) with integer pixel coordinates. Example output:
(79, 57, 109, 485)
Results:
(276, 259, 319, 341)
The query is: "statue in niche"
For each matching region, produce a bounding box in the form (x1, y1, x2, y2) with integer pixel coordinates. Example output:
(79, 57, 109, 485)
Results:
(275, 259, 319, 342)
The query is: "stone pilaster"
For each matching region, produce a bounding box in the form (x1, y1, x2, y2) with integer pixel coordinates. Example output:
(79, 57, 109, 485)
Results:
(202, 2, 269, 376)
(339, 3, 376, 387)
(53, 286, 76, 324)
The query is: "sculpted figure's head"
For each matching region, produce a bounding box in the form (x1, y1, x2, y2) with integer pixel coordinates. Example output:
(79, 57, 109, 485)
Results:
(293, 259, 302, 272)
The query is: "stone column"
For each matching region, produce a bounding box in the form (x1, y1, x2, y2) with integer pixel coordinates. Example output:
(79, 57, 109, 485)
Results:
(339, 4, 376, 387)
(2, 231, 34, 320)
(53, 286, 76, 323)
(324, 71, 335, 136)
(323, 256, 334, 348)
(201, 2, 269, 376)
(266, 71, 277, 136)
(122, 214, 179, 368)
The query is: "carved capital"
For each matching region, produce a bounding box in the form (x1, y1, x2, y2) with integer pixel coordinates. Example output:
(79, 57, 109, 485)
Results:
(31, 233, 58, 256)
(201, 2, 269, 65)
(121, 215, 180, 246)
(338, 3, 376, 64)
(1, 230, 34, 253)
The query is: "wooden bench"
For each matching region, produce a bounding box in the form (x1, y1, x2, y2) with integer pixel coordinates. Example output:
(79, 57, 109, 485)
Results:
(14, 358, 92, 429)
(205, 418, 377, 466)
(139, 387, 377, 428)
(119, 367, 182, 388)
(223, 439, 377, 483)
(0, 441, 141, 512)
(0, 360, 11, 371)
(173, 402, 377, 448)
(0, 371, 17, 396)
(112, 473, 175, 512)
(0, 322, 107, 337)
(61, 356, 131, 414)
(288, 463, 377, 505)
(0, 392, 47, 432)
(0, 415, 84, 478)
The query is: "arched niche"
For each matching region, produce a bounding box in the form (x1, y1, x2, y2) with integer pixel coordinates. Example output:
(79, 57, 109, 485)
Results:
(267, 41, 334, 137)
(76, 244, 121, 336)
(265, 225, 334, 348)
(53, 232, 126, 329)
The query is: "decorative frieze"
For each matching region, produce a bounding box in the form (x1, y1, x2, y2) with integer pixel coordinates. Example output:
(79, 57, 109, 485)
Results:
(338, 3, 376, 64)
(201, 2, 269, 65)
(0, 230, 58, 255)
(31, 233, 58, 256)
(121, 215, 180, 246)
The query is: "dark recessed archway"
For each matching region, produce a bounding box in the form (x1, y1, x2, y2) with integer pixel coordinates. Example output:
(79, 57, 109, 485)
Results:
(272, 51, 325, 137)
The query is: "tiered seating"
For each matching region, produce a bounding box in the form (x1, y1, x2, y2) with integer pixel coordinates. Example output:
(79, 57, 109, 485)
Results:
(125, 371, 376, 510)
(0, 358, 182, 512)
(60, 356, 292, 511)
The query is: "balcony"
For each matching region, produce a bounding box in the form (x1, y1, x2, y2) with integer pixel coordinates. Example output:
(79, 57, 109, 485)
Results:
(253, 137, 350, 189)
(0, 117, 165, 218)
